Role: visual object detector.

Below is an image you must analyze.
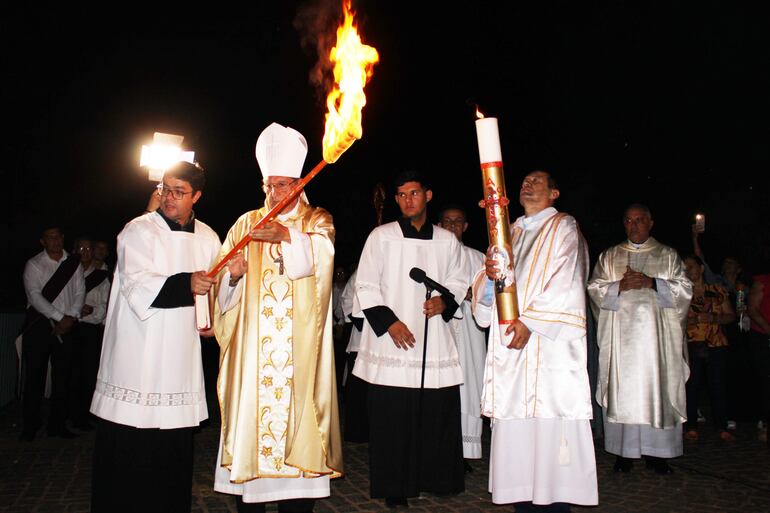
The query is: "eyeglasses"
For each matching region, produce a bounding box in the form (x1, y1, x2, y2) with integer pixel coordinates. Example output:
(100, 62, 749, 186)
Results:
(262, 180, 298, 193)
(441, 218, 466, 226)
(156, 184, 194, 200)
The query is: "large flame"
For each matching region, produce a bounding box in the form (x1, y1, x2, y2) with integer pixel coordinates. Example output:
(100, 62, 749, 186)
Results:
(322, 1, 379, 163)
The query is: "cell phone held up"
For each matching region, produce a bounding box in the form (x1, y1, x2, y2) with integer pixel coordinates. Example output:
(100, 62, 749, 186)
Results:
(694, 214, 706, 233)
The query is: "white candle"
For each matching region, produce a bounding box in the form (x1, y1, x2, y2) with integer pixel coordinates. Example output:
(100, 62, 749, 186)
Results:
(475, 117, 503, 164)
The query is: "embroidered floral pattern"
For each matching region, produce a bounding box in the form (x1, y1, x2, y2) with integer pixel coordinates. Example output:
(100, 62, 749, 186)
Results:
(256, 251, 298, 477)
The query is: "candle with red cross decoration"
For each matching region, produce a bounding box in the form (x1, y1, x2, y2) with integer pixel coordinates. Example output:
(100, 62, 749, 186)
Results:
(475, 113, 519, 324)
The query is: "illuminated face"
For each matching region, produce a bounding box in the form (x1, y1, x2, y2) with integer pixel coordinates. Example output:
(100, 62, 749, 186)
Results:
(684, 257, 704, 283)
(440, 208, 468, 241)
(262, 176, 299, 214)
(623, 208, 654, 244)
(40, 228, 64, 255)
(75, 239, 93, 266)
(395, 181, 432, 221)
(519, 171, 558, 209)
(159, 177, 201, 225)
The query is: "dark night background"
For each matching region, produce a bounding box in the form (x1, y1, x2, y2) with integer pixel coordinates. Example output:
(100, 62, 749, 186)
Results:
(2, 1, 768, 307)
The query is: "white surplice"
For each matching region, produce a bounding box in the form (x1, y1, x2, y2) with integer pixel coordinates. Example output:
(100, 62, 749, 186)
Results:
(453, 244, 487, 459)
(353, 222, 468, 389)
(91, 212, 221, 429)
(471, 207, 597, 506)
(341, 269, 361, 355)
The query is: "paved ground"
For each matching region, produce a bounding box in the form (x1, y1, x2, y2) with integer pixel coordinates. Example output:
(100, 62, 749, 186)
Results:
(2, 395, 769, 512)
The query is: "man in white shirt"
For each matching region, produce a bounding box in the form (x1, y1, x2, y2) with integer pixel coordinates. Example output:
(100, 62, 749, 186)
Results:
(21, 225, 85, 441)
(70, 237, 110, 431)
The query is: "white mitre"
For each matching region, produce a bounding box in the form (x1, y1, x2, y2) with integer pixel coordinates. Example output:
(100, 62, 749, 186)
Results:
(255, 123, 308, 178)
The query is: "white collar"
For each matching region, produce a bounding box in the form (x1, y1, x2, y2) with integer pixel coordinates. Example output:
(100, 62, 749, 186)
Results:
(521, 206, 558, 230)
(277, 199, 300, 221)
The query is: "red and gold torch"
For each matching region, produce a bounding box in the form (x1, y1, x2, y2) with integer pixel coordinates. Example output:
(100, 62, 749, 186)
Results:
(475, 110, 519, 324)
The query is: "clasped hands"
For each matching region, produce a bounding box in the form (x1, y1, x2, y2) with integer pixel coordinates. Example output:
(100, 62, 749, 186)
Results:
(619, 266, 653, 292)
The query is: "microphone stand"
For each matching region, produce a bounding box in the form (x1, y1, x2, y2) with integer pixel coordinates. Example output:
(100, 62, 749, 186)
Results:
(420, 284, 433, 394)
(417, 283, 433, 493)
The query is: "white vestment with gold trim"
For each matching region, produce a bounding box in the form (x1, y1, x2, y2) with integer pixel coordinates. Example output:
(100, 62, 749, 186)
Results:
(471, 207, 597, 506)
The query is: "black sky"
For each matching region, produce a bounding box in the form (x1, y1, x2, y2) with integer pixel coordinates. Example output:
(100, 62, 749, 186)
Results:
(3, 1, 769, 306)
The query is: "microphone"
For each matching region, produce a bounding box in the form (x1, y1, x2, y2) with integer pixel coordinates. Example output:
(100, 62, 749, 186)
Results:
(409, 267, 453, 297)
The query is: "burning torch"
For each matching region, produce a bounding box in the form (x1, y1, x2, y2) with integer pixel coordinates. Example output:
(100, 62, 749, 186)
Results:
(475, 110, 519, 324)
(206, 1, 379, 279)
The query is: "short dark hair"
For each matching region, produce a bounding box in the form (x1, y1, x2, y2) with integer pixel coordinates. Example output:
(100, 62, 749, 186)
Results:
(72, 235, 93, 252)
(438, 204, 467, 221)
(165, 161, 206, 192)
(623, 203, 652, 219)
(40, 225, 62, 238)
(393, 169, 430, 193)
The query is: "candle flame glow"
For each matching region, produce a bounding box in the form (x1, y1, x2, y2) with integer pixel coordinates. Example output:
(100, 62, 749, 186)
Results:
(476, 107, 485, 119)
(322, 1, 379, 164)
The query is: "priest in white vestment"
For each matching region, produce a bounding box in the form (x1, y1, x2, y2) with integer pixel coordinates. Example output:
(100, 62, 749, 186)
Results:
(91, 162, 221, 512)
(472, 171, 598, 512)
(587, 204, 692, 474)
(213, 123, 342, 513)
(438, 205, 487, 468)
(353, 170, 469, 508)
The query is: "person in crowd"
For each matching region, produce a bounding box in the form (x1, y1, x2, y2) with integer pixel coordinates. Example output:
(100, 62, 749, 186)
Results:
(438, 204, 487, 473)
(682, 255, 736, 442)
(340, 265, 369, 443)
(20, 225, 85, 441)
(70, 237, 110, 431)
(692, 225, 751, 428)
(747, 250, 770, 443)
